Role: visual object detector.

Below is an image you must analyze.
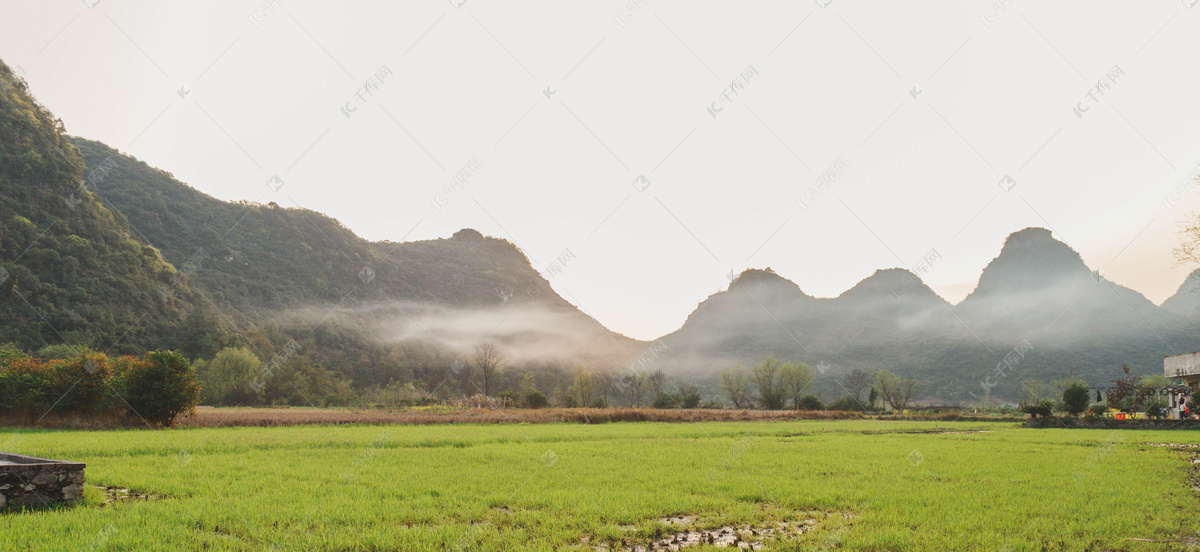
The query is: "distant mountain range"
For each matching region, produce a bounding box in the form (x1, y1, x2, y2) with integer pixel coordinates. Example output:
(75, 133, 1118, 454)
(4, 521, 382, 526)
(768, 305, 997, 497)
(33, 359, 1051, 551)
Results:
(3, 57, 1198, 402)
(656, 227, 1200, 400)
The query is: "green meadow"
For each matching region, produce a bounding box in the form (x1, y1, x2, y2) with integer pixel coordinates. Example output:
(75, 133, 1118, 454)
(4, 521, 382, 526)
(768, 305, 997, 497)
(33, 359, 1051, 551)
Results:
(1, 420, 1197, 551)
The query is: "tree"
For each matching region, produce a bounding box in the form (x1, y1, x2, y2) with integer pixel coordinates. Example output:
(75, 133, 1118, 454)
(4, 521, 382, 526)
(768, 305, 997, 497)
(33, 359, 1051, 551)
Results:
(121, 351, 201, 427)
(751, 358, 787, 410)
(1061, 383, 1090, 417)
(647, 370, 667, 397)
(571, 368, 595, 407)
(526, 391, 549, 409)
(780, 362, 815, 410)
(677, 382, 701, 409)
(843, 369, 872, 404)
(720, 367, 751, 408)
(200, 347, 262, 405)
(472, 342, 503, 396)
(625, 371, 648, 407)
(875, 370, 920, 411)
(1107, 364, 1147, 414)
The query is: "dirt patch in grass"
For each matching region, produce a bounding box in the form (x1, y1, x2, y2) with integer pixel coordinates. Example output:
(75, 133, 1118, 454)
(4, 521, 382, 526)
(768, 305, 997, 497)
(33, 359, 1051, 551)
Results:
(583, 510, 851, 551)
(92, 485, 161, 505)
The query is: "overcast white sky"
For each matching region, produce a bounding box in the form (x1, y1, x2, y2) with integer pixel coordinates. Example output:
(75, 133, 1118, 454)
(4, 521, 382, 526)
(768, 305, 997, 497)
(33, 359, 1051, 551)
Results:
(3, 1, 1199, 340)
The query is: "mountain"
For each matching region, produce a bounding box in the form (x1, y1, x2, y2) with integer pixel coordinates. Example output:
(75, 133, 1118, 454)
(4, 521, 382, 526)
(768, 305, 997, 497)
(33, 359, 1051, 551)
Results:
(66, 137, 644, 386)
(0, 60, 216, 355)
(1162, 270, 1200, 318)
(655, 228, 1200, 401)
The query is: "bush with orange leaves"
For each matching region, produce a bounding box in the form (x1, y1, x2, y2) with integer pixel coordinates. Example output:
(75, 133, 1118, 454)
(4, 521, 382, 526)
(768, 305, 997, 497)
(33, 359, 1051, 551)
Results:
(0, 350, 200, 427)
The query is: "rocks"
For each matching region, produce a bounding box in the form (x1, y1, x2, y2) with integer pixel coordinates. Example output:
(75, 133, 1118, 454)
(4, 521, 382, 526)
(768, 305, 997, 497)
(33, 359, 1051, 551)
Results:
(0, 453, 86, 509)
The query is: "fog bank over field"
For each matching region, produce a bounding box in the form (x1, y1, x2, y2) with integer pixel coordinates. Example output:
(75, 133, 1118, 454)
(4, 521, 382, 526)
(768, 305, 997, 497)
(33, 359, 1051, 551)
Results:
(284, 300, 640, 368)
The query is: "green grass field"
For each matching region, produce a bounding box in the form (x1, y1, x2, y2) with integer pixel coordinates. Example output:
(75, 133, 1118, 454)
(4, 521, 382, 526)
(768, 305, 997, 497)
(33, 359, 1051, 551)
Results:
(2, 419, 1197, 551)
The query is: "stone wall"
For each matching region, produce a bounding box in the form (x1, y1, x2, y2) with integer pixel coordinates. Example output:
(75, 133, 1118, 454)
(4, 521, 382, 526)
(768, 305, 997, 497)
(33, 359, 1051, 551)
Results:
(0, 453, 86, 509)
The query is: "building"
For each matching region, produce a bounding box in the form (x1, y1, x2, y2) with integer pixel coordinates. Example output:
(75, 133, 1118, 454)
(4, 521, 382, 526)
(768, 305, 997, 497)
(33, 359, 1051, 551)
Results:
(1164, 352, 1200, 419)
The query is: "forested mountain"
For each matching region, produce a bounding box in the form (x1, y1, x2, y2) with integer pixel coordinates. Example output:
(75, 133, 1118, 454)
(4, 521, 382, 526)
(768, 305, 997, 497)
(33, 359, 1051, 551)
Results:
(66, 137, 644, 390)
(0, 61, 218, 355)
(655, 228, 1200, 401)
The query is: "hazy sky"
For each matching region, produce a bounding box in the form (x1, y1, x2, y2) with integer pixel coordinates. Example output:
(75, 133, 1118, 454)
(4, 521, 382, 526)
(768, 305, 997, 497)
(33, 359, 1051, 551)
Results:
(3, 1, 1199, 340)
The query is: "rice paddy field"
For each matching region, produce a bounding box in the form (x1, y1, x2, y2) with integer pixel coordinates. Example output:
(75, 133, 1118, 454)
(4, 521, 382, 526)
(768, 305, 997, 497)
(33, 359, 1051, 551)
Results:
(2, 418, 1199, 551)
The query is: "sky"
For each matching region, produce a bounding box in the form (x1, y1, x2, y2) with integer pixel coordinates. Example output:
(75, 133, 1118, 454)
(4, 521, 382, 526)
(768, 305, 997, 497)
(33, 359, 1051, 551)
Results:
(2, 0, 1199, 341)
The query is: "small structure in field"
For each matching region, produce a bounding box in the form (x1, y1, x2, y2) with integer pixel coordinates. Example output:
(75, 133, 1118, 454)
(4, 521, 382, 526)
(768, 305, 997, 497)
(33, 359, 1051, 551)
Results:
(1164, 352, 1200, 419)
(0, 453, 86, 509)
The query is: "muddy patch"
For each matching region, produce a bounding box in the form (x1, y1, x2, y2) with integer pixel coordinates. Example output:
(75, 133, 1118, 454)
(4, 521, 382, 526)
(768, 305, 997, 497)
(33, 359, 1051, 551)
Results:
(93, 485, 161, 505)
(584, 511, 850, 551)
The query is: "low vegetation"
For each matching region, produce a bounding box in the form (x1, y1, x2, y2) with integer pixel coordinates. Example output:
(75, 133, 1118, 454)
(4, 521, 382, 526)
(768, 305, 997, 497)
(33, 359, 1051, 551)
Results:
(1, 420, 1197, 550)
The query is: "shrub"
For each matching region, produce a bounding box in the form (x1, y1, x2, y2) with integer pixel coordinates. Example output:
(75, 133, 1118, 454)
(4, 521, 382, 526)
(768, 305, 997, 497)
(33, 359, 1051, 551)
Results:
(679, 393, 701, 409)
(496, 391, 519, 407)
(1145, 399, 1168, 420)
(797, 395, 825, 411)
(1086, 404, 1108, 419)
(1021, 400, 1055, 418)
(1061, 384, 1090, 417)
(119, 351, 201, 427)
(561, 396, 579, 408)
(652, 393, 675, 409)
(525, 391, 548, 409)
(828, 396, 865, 412)
(589, 397, 608, 408)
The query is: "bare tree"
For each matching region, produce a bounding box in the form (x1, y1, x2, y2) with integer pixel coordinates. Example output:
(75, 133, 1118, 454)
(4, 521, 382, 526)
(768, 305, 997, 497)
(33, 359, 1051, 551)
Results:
(751, 358, 786, 410)
(844, 369, 872, 404)
(625, 371, 648, 407)
(648, 370, 667, 397)
(720, 367, 751, 408)
(875, 369, 921, 411)
(472, 342, 503, 396)
(780, 362, 815, 409)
